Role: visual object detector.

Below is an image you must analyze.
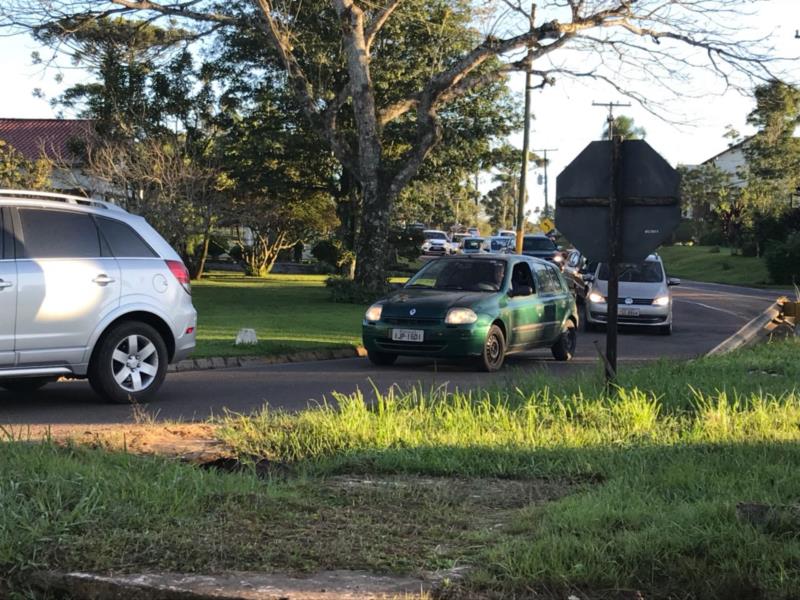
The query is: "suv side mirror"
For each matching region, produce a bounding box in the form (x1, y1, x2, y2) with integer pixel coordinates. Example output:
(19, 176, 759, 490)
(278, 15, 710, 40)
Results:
(510, 284, 534, 297)
(668, 277, 681, 286)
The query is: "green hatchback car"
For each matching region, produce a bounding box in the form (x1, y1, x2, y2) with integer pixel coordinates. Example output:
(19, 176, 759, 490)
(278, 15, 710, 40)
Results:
(362, 255, 579, 371)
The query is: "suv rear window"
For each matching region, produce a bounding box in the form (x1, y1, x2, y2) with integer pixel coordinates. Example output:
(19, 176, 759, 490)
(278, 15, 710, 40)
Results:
(96, 217, 157, 258)
(522, 237, 556, 252)
(19, 209, 101, 259)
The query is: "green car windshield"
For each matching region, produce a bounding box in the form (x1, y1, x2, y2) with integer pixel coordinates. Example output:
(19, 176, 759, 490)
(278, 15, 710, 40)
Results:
(406, 259, 506, 292)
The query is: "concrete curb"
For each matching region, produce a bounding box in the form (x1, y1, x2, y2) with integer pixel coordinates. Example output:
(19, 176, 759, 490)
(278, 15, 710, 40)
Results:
(167, 346, 367, 373)
(706, 300, 782, 356)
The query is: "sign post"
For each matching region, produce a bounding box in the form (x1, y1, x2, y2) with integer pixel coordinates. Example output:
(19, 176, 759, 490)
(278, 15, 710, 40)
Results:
(556, 139, 681, 381)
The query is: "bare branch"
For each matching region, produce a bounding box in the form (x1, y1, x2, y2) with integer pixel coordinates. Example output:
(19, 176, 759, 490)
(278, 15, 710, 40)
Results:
(364, 0, 402, 53)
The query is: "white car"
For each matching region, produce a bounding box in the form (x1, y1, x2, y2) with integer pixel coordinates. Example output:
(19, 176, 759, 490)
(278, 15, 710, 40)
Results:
(486, 235, 515, 254)
(584, 254, 679, 335)
(0, 190, 197, 402)
(421, 229, 455, 255)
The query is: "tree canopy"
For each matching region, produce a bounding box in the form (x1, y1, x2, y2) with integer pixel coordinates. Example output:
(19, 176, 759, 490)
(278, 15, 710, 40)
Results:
(2, 0, 792, 291)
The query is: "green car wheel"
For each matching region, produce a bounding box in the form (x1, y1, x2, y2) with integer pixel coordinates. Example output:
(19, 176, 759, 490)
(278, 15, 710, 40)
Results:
(551, 320, 577, 361)
(478, 324, 506, 372)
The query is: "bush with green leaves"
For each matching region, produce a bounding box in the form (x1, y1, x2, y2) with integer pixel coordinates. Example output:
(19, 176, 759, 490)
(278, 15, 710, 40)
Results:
(325, 276, 391, 304)
(764, 232, 800, 285)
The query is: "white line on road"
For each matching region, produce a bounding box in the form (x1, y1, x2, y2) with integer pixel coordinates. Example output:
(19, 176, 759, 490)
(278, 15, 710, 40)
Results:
(675, 299, 747, 319)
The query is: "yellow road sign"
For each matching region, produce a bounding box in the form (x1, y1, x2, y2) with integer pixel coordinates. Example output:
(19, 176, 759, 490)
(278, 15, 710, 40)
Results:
(539, 217, 555, 233)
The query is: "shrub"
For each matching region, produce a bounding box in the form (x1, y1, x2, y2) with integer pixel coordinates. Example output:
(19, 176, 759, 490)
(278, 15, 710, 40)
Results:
(708, 246, 721, 254)
(764, 233, 800, 285)
(312, 239, 355, 275)
(698, 228, 726, 246)
(670, 219, 694, 244)
(325, 276, 391, 304)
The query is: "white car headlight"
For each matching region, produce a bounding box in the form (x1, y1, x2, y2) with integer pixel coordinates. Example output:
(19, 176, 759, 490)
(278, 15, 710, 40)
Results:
(445, 308, 478, 325)
(588, 291, 606, 304)
(365, 303, 383, 321)
(422, 242, 431, 250)
(652, 295, 670, 307)
(553, 254, 563, 263)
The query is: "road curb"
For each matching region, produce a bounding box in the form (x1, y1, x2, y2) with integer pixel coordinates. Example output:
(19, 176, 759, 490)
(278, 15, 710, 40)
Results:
(167, 346, 368, 373)
(706, 300, 782, 356)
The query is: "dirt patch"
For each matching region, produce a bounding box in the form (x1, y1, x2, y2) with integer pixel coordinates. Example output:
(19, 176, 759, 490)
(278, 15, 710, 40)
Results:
(7, 422, 230, 462)
(33, 569, 439, 599)
(327, 475, 578, 511)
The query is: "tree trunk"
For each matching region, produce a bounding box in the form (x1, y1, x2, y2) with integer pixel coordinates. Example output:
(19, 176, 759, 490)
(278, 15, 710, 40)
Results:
(192, 233, 211, 280)
(354, 182, 390, 292)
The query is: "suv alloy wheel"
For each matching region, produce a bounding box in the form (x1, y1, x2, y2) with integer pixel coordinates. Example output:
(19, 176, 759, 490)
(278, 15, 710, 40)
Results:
(89, 321, 168, 404)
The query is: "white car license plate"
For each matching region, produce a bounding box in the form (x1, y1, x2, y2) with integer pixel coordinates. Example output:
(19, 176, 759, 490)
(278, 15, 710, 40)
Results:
(619, 308, 640, 317)
(392, 329, 424, 342)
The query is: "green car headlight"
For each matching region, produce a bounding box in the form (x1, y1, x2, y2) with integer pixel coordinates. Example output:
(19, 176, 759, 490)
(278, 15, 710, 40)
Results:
(365, 303, 383, 321)
(445, 308, 478, 325)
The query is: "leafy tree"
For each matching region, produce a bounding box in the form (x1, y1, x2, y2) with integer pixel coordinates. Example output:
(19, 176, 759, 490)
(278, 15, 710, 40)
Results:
(743, 79, 800, 208)
(0, 141, 51, 189)
(2, 0, 786, 293)
(602, 115, 646, 140)
(228, 191, 338, 277)
(216, 95, 340, 276)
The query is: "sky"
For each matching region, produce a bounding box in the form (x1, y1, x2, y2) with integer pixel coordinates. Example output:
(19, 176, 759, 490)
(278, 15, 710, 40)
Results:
(0, 0, 798, 217)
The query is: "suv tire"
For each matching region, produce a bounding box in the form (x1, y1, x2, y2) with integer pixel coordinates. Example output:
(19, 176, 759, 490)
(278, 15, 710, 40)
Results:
(0, 377, 52, 394)
(89, 321, 168, 404)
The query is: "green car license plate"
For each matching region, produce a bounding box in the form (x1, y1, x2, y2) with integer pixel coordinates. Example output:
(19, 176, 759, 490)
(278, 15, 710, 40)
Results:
(392, 329, 424, 342)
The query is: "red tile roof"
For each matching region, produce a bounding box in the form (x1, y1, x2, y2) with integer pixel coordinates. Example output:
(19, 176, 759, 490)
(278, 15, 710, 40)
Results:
(0, 118, 95, 163)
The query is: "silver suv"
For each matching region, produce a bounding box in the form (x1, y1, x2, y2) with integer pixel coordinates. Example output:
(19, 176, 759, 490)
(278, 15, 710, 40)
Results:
(0, 190, 197, 403)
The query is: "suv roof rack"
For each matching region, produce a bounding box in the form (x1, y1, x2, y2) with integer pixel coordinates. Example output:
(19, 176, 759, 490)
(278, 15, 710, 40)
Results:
(0, 189, 125, 212)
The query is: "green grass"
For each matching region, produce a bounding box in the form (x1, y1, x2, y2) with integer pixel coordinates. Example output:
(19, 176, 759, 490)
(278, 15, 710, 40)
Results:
(191, 272, 366, 357)
(658, 245, 772, 287)
(3, 340, 800, 598)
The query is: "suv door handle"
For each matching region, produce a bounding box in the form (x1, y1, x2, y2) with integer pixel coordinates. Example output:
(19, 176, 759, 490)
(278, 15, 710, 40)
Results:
(92, 274, 116, 286)
(0, 279, 12, 289)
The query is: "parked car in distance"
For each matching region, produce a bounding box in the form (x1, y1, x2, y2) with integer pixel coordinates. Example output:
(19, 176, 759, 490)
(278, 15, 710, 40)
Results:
(487, 235, 515, 254)
(0, 190, 197, 402)
(584, 254, 679, 335)
(452, 232, 469, 250)
(466, 227, 480, 237)
(521, 234, 564, 267)
(562, 248, 597, 303)
(460, 237, 487, 254)
(421, 229, 455, 255)
(497, 229, 517, 237)
(362, 254, 579, 371)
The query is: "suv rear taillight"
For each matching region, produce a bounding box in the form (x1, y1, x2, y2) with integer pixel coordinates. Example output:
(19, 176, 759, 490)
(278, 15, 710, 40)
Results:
(166, 260, 192, 295)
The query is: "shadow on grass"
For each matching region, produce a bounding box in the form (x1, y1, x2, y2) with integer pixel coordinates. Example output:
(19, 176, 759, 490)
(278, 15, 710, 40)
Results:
(293, 441, 800, 600)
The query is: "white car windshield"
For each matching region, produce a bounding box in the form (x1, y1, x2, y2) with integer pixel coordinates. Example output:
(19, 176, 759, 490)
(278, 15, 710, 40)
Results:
(597, 261, 664, 283)
(425, 231, 448, 240)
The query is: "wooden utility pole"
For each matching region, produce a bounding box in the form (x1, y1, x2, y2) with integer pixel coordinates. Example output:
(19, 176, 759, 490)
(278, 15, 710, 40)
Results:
(515, 2, 537, 255)
(515, 49, 534, 254)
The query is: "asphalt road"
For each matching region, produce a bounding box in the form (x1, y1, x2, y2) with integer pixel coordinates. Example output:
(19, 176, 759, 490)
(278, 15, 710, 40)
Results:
(0, 281, 783, 425)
